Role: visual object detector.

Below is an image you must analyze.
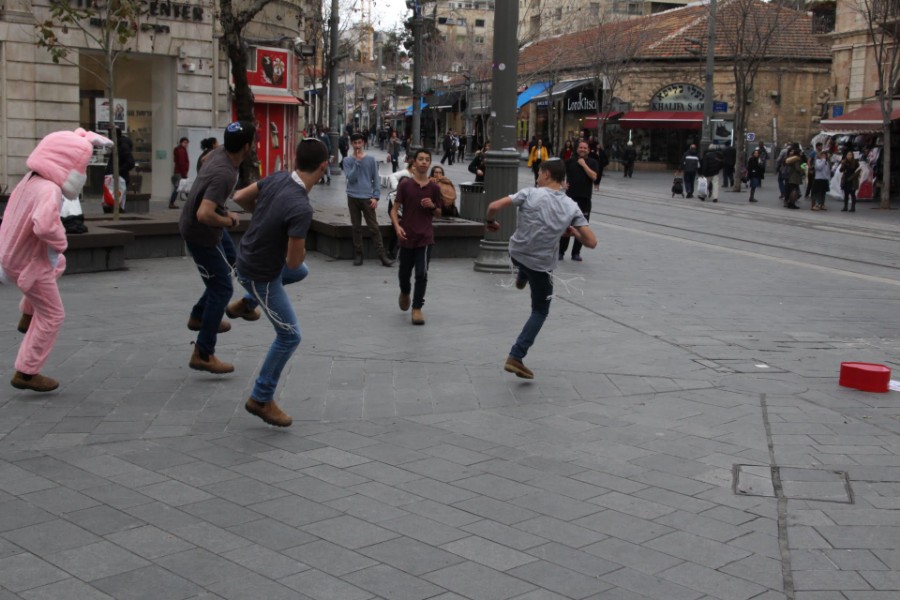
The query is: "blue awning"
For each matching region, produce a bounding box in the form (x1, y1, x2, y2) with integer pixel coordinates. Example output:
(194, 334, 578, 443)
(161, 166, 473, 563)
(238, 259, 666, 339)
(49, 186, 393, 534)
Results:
(403, 99, 428, 116)
(517, 82, 551, 109)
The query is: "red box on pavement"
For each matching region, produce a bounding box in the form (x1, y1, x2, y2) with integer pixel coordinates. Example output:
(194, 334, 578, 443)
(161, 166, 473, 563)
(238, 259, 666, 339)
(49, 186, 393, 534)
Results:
(839, 362, 891, 393)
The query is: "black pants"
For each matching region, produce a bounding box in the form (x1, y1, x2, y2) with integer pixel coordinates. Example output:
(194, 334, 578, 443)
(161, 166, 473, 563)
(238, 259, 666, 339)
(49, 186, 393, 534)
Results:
(722, 165, 735, 188)
(531, 160, 541, 183)
(398, 245, 432, 309)
(441, 150, 453, 165)
(559, 197, 591, 257)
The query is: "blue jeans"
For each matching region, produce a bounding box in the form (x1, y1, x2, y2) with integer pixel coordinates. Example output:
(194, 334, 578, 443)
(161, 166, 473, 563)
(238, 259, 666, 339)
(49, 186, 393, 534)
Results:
(398, 246, 431, 309)
(237, 263, 309, 403)
(684, 171, 696, 196)
(186, 234, 235, 356)
(510, 257, 553, 361)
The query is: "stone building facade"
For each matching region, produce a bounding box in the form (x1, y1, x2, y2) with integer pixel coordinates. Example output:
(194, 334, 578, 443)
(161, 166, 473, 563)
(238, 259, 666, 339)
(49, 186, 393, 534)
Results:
(0, 0, 316, 199)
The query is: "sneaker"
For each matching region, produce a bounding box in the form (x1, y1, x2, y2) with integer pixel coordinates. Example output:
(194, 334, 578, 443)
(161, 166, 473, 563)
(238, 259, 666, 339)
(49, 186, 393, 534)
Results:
(245, 397, 292, 427)
(504, 357, 534, 379)
(11, 371, 59, 392)
(187, 317, 232, 333)
(811, 206, 820, 211)
(189, 346, 234, 374)
(411, 308, 425, 325)
(17, 313, 32, 334)
(399, 292, 411, 311)
(225, 298, 261, 321)
(515, 278, 527, 290)
(571, 254, 583, 262)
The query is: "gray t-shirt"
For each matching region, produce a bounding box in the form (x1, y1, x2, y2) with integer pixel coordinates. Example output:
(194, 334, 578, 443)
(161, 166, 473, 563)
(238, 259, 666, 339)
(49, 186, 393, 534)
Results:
(179, 147, 239, 247)
(508, 186, 589, 272)
(236, 171, 313, 282)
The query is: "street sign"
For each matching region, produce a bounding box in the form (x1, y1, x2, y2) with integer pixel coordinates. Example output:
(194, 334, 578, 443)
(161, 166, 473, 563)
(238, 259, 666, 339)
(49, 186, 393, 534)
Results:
(712, 101, 728, 113)
(832, 105, 844, 118)
(746, 132, 756, 142)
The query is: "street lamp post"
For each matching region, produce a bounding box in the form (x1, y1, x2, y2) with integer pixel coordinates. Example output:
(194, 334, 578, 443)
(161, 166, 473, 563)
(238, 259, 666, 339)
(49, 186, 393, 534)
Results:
(328, 0, 341, 176)
(699, 0, 717, 152)
(375, 35, 383, 134)
(464, 73, 473, 155)
(408, 0, 423, 150)
(473, 0, 519, 273)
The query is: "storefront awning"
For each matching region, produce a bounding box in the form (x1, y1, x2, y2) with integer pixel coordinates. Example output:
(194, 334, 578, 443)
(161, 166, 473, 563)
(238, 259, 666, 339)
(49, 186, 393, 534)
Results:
(582, 112, 623, 128)
(517, 82, 551, 109)
(531, 78, 593, 101)
(403, 99, 428, 116)
(820, 101, 900, 134)
(255, 94, 304, 105)
(618, 111, 703, 129)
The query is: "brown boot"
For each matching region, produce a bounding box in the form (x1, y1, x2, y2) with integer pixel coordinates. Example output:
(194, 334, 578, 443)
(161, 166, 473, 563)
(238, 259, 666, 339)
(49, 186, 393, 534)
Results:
(225, 298, 261, 321)
(187, 317, 231, 333)
(504, 357, 534, 379)
(11, 371, 59, 392)
(399, 292, 411, 312)
(17, 313, 32, 334)
(379, 254, 395, 267)
(189, 346, 234, 374)
(245, 397, 293, 427)
(411, 308, 425, 325)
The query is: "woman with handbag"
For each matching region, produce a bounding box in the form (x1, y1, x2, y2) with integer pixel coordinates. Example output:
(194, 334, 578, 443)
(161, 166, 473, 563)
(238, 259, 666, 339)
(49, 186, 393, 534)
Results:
(840, 150, 861, 212)
(467, 141, 490, 183)
(429, 166, 458, 217)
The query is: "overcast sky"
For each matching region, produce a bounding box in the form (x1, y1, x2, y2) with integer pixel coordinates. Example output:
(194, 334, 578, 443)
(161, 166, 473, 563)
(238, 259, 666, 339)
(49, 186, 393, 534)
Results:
(370, 0, 409, 32)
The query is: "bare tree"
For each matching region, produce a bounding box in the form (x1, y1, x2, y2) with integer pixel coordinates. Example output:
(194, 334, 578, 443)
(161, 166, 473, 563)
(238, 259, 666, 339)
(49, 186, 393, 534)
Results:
(580, 15, 647, 147)
(855, 0, 900, 208)
(715, 0, 803, 192)
(35, 0, 146, 220)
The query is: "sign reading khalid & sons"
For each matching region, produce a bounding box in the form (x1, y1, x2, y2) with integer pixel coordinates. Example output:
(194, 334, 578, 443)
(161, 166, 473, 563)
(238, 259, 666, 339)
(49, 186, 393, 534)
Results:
(650, 83, 705, 111)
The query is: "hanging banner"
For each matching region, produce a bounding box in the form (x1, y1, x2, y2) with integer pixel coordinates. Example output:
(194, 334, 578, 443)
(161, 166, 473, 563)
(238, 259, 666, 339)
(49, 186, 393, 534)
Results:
(96, 98, 127, 132)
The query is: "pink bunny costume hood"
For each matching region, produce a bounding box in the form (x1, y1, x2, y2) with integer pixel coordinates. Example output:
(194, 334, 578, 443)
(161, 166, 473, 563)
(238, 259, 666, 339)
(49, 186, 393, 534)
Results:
(0, 128, 111, 289)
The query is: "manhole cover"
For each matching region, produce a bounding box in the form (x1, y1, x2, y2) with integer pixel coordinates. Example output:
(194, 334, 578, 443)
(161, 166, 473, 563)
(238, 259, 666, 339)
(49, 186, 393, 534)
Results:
(733, 465, 853, 504)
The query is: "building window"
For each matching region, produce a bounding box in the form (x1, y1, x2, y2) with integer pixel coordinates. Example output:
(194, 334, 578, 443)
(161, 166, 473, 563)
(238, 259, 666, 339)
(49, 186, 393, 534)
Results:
(475, 19, 485, 27)
(474, 35, 485, 44)
(590, 2, 599, 16)
(555, 7, 562, 19)
(438, 16, 447, 24)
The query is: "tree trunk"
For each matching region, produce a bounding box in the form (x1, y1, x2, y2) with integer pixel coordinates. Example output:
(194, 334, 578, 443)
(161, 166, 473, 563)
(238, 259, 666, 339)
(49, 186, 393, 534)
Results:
(107, 49, 120, 221)
(882, 124, 891, 209)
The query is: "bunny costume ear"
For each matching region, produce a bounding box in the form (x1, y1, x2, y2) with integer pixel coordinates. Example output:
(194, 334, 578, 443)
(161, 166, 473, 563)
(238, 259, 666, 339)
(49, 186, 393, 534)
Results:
(73, 127, 113, 148)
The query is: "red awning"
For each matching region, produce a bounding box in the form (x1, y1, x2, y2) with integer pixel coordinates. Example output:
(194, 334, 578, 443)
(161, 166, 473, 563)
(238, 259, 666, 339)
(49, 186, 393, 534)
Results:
(254, 94, 304, 105)
(582, 112, 623, 128)
(618, 111, 703, 129)
(820, 101, 900, 133)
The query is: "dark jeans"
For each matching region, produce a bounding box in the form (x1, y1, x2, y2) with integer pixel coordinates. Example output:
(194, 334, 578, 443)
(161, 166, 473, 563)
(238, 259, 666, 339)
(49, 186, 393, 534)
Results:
(510, 257, 553, 361)
(186, 233, 235, 356)
(684, 171, 697, 196)
(531, 161, 541, 184)
(347, 196, 386, 256)
(398, 245, 432, 309)
(169, 175, 183, 206)
(624, 162, 635, 177)
(722, 165, 735, 188)
(441, 150, 453, 165)
(559, 197, 591, 257)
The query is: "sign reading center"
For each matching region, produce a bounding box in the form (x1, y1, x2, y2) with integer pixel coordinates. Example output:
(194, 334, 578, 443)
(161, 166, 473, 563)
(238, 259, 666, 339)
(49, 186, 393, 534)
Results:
(650, 83, 705, 112)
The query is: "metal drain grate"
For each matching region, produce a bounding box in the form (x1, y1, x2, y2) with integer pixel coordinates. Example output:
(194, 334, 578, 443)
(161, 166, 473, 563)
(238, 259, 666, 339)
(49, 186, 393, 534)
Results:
(733, 464, 854, 504)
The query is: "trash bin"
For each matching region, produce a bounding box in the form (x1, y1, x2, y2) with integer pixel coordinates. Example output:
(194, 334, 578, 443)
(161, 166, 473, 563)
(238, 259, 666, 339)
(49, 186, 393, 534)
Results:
(459, 182, 485, 222)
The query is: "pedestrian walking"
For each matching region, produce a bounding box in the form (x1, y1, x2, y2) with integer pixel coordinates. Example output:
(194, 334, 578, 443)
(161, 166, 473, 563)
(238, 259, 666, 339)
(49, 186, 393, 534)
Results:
(169, 137, 189, 209)
(558, 141, 598, 262)
(682, 144, 700, 198)
(747, 149, 765, 203)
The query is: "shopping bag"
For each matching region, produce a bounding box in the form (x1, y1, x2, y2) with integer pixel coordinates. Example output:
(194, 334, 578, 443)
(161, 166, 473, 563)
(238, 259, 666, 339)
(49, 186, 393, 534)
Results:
(102, 175, 126, 209)
(696, 176, 708, 200)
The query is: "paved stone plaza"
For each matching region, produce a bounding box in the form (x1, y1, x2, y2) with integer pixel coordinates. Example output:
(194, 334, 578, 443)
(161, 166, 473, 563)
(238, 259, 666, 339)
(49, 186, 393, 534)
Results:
(1, 152, 899, 599)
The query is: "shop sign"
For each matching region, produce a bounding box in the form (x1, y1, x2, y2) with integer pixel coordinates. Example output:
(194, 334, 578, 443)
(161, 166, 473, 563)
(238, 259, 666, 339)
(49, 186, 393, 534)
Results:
(246, 47, 290, 90)
(650, 83, 705, 111)
(832, 105, 844, 118)
(712, 101, 728, 113)
(566, 91, 598, 113)
(74, 0, 205, 21)
(96, 97, 127, 132)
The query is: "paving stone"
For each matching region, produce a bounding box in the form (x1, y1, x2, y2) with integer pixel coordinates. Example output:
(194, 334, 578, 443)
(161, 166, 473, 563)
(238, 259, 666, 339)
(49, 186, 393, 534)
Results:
(645, 531, 752, 569)
(452, 496, 540, 525)
(284, 540, 379, 576)
(573, 510, 673, 544)
(403, 458, 480, 482)
(301, 515, 400, 549)
(510, 491, 604, 521)
(2, 519, 101, 556)
(18, 578, 115, 600)
(508, 559, 612, 598)
(64, 505, 145, 536)
(719, 553, 786, 591)
(206, 570, 306, 600)
(402, 499, 482, 527)
(300, 447, 371, 468)
(582, 537, 682, 575)
(424, 561, 536, 600)
(136, 480, 215, 506)
(360, 536, 465, 575)
(396, 477, 480, 504)
(441, 535, 537, 571)
(0, 500, 56, 533)
(347, 481, 426, 506)
(220, 543, 308, 579)
(253, 495, 342, 527)
(513, 515, 608, 548)
(0, 553, 69, 593)
(601, 566, 704, 600)
(301, 464, 371, 487)
(378, 514, 469, 545)
(659, 562, 768, 600)
(91, 564, 203, 600)
(105, 525, 195, 559)
(160, 462, 244, 488)
(461, 519, 548, 550)
(279, 568, 372, 600)
(154, 548, 252, 587)
(181, 498, 261, 528)
(526, 542, 621, 578)
(344, 564, 446, 600)
(44, 540, 149, 581)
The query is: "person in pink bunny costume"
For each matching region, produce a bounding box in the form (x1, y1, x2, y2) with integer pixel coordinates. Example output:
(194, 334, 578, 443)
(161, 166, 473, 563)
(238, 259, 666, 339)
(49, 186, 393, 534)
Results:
(0, 128, 111, 392)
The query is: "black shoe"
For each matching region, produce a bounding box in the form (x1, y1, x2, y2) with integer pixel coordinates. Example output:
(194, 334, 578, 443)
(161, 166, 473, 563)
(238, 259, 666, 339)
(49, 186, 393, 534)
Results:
(353, 253, 363, 266)
(712, 198, 717, 203)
